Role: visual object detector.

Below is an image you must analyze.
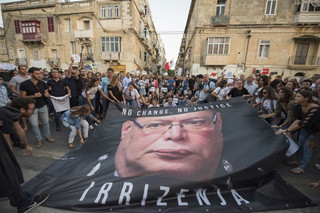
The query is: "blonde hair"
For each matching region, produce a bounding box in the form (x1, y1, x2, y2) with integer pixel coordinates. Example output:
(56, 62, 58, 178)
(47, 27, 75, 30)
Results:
(70, 105, 91, 117)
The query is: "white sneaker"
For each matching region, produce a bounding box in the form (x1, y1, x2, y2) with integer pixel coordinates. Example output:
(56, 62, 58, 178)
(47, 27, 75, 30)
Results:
(89, 125, 94, 130)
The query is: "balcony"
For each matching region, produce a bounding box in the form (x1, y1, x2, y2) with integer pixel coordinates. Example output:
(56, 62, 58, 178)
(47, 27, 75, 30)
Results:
(47, 58, 60, 67)
(294, 12, 320, 25)
(212, 15, 230, 26)
(22, 33, 46, 44)
(288, 55, 320, 70)
(74, 30, 93, 41)
(16, 58, 27, 66)
(101, 52, 122, 61)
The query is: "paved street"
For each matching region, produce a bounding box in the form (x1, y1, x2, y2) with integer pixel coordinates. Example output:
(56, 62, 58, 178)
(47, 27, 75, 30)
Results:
(1, 119, 319, 213)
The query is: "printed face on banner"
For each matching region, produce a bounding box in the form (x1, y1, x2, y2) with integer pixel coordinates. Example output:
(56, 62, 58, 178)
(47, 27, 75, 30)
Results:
(115, 110, 223, 182)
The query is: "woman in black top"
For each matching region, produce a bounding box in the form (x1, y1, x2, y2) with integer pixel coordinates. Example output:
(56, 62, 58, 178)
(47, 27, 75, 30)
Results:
(107, 76, 123, 103)
(276, 90, 320, 174)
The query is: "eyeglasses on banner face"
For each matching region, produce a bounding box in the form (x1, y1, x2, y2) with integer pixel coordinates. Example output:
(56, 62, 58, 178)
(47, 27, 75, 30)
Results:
(133, 115, 217, 134)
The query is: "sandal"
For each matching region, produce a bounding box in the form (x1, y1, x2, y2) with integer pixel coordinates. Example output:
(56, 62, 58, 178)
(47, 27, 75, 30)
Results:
(79, 138, 84, 144)
(285, 160, 299, 166)
(68, 143, 76, 149)
(290, 166, 305, 175)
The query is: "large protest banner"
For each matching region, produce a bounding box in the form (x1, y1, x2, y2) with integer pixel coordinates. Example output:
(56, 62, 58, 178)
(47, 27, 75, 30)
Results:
(23, 98, 316, 212)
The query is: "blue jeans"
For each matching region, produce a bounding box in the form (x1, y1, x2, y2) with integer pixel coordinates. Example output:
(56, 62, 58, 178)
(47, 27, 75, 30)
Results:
(28, 105, 51, 141)
(126, 99, 138, 107)
(296, 129, 315, 168)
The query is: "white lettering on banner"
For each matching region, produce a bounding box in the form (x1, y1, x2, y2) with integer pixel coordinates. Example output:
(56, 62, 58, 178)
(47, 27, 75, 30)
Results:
(177, 189, 189, 206)
(79, 181, 95, 201)
(118, 182, 133, 205)
(94, 182, 113, 204)
(157, 186, 170, 206)
(195, 188, 211, 206)
(231, 189, 250, 205)
(121, 104, 233, 117)
(217, 188, 227, 206)
(80, 182, 250, 207)
(141, 184, 149, 206)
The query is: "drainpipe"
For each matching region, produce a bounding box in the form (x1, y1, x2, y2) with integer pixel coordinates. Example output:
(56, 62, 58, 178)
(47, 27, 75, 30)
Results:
(243, 30, 251, 73)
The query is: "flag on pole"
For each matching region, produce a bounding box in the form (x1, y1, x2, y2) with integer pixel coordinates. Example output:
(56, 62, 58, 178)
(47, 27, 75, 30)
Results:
(165, 62, 170, 71)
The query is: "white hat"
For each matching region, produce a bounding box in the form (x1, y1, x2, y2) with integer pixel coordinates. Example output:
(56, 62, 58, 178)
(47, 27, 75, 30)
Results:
(163, 72, 168, 76)
(224, 71, 234, 79)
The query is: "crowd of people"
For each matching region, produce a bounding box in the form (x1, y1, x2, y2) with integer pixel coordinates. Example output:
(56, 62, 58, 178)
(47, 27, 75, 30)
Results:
(0, 58, 320, 201)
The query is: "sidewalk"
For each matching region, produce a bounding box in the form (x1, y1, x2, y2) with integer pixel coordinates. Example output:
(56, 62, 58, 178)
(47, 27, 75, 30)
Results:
(1, 121, 319, 213)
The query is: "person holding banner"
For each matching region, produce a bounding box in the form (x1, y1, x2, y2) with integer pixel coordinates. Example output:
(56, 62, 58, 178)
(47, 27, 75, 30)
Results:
(122, 83, 141, 108)
(115, 110, 223, 182)
(60, 105, 99, 148)
(47, 69, 71, 132)
(276, 90, 320, 174)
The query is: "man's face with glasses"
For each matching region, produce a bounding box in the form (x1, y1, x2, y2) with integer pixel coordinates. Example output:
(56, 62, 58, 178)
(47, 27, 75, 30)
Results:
(115, 110, 223, 182)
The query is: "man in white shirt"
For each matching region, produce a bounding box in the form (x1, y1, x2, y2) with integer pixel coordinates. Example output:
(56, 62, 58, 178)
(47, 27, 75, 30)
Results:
(244, 74, 258, 96)
(164, 97, 177, 107)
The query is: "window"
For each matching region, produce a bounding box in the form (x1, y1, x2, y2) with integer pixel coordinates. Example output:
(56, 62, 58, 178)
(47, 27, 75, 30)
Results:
(34, 49, 40, 60)
(52, 49, 58, 59)
(101, 6, 106, 18)
(144, 5, 148, 16)
(207, 37, 230, 55)
(107, 6, 113, 18)
(139, 49, 142, 59)
(114, 5, 119, 17)
(83, 20, 90, 30)
(14, 20, 21, 34)
(258, 40, 270, 58)
(144, 52, 148, 62)
(101, 37, 121, 52)
(1, 43, 7, 54)
(300, 1, 320, 12)
(47, 17, 54, 32)
(9, 50, 15, 60)
(65, 19, 71, 32)
(216, 0, 226, 16)
(265, 0, 277, 15)
(71, 41, 76, 54)
(21, 21, 40, 34)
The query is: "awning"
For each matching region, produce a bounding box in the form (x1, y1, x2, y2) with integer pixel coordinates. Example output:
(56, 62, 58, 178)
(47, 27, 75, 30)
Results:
(293, 35, 320, 41)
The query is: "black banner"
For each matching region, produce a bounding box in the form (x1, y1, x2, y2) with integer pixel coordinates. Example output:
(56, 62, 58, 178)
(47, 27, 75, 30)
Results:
(23, 98, 316, 212)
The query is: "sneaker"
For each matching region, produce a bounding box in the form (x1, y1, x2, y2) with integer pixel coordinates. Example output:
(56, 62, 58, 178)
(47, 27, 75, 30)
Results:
(13, 142, 26, 149)
(18, 193, 50, 213)
(89, 125, 94, 130)
(35, 140, 42, 149)
(45, 137, 55, 143)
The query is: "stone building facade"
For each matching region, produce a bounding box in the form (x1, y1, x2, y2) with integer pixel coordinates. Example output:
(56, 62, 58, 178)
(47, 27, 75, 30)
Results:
(176, 0, 320, 79)
(1, 0, 166, 73)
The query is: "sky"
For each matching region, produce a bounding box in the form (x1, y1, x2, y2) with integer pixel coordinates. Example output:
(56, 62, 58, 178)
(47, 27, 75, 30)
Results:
(0, 0, 192, 65)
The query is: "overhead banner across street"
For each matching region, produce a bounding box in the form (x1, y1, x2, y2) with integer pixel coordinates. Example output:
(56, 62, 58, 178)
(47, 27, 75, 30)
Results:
(23, 98, 316, 212)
